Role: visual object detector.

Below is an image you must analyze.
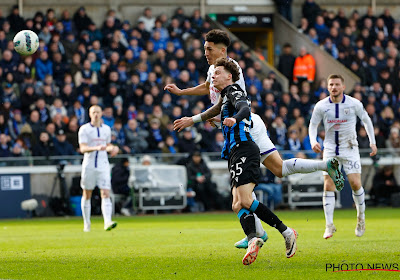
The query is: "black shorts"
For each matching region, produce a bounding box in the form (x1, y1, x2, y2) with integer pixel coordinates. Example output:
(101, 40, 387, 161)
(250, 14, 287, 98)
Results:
(228, 141, 260, 188)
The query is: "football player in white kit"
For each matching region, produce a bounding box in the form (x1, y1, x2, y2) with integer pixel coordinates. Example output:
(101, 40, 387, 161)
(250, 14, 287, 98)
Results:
(78, 105, 119, 232)
(164, 29, 344, 249)
(309, 74, 377, 239)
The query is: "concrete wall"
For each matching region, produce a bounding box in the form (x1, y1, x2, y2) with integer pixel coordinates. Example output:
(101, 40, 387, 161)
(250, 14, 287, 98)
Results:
(274, 14, 360, 91)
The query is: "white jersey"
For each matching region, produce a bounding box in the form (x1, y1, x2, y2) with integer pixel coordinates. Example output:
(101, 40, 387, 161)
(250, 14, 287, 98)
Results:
(78, 123, 111, 170)
(207, 57, 276, 157)
(310, 94, 367, 155)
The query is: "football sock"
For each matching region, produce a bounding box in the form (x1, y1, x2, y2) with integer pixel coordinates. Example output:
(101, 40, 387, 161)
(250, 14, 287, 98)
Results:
(352, 187, 365, 219)
(282, 227, 294, 238)
(238, 208, 256, 241)
(81, 197, 91, 226)
(249, 200, 287, 232)
(323, 191, 335, 225)
(252, 191, 266, 237)
(282, 158, 327, 177)
(101, 197, 112, 224)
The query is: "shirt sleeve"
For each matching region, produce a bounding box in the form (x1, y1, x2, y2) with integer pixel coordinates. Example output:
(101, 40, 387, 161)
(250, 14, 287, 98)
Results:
(355, 100, 376, 145)
(309, 102, 323, 125)
(227, 85, 248, 109)
(106, 126, 111, 144)
(78, 126, 87, 144)
(309, 103, 323, 146)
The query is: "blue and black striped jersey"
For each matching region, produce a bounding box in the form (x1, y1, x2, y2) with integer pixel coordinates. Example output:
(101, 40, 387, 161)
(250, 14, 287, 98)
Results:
(220, 83, 253, 159)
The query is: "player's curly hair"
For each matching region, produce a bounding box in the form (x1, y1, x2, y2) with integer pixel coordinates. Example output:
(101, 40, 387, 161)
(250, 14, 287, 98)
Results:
(215, 57, 240, 82)
(205, 29, 231, 47)
(327, 74, 344, 83)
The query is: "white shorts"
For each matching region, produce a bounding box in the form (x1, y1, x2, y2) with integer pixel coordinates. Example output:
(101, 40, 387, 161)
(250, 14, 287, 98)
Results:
(81, 168, 111, 190)
(250, 113, 276, 162)
(323, 147, 361, 175)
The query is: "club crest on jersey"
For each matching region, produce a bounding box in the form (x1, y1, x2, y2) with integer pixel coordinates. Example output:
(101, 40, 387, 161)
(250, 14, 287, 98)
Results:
(344, 108, 350, 115)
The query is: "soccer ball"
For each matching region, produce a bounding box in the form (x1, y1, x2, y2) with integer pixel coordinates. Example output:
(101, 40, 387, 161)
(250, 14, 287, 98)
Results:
(13, 30, 39, 56)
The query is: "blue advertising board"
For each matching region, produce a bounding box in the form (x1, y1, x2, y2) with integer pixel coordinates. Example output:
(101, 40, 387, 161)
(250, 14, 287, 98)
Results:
(0, 174, 31, 218)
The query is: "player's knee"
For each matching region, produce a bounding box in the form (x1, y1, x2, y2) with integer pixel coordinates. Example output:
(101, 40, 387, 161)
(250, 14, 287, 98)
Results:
(232, 202, 241, 214)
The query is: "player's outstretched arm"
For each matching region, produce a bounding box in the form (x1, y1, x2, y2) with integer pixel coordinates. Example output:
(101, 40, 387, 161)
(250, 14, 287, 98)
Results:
(164, 82, 209, 96)
(174, 117, 194, 132)
(174, 97, 223, 132)
(79, 143, 106, 153)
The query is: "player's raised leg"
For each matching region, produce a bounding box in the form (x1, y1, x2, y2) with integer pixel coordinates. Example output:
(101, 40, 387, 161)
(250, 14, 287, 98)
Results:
(264, 152, 344, 190)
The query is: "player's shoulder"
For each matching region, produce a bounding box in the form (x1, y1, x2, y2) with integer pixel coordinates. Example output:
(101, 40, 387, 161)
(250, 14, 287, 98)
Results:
(78, 122, 91, 132)
(314, 96, 330, 107)
(101, 123, 112, 132)
(344, 94, 363, 105)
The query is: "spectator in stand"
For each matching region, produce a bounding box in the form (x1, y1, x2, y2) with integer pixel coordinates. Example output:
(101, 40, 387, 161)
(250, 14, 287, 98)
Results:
(7, 5, 24, 33)
(371, 165, 400, 206)
(32, 131, 55, 157)
(277, 43, 296, 82)
(314, 15, 330, 43)
(293, 46, 315, 85)
(386, 127, 400, 157)
(146, 118, 166, 153)
(186, 151, 221, 211)
(101, 107, 115, 128)
(285, 129, 303, 159)
(73, 7, 93, 34)
(302, 0, 321, 27)
(54, 128, 75, 157)
(35, 51, 53, 81)
(274, 0, 293, 22)
(138, 7, 156, 33)
(0, 133, 11, 158)
(124, 119, 149, 154)
(66, 116, 79, 152)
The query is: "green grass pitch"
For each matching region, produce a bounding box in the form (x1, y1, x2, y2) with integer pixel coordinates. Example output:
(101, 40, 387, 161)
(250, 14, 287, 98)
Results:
(0, 208, 399, 280)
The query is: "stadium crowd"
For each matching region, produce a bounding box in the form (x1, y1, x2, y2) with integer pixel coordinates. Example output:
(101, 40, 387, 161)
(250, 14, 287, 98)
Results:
(0, 3, 399, 162)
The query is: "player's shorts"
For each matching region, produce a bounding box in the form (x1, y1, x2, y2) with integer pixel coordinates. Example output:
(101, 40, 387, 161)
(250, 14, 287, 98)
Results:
(323, 147, 361, 175)
(81, 167, 111, 190)
(228, 141, 261, 188)
(250, 113, 277, 162)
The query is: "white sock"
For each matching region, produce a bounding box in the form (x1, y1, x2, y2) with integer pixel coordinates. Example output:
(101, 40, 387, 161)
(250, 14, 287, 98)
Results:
(352, 187, 365, 219)
(323, 191, 335, 225)
(282, 227, 293, 238)
(252, 191, 266, 237)
(282, 158, 327, 177)
(101, 197, 112, 225)
(81, 197, 91, 227)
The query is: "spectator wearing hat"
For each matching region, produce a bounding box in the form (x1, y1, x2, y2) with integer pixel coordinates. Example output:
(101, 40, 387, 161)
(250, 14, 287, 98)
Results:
(73, 6, 93, 34)
(54, 128, 76, 156)
(277, 43, 296, 82)
(7, 5, 25, 33)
